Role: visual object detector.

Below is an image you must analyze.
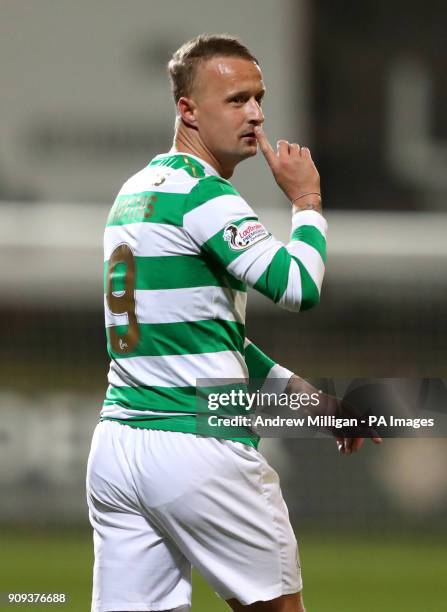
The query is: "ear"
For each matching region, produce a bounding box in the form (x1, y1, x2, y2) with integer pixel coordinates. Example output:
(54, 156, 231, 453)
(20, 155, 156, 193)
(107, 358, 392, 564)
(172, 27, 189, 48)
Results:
(177, 96, 197, 128)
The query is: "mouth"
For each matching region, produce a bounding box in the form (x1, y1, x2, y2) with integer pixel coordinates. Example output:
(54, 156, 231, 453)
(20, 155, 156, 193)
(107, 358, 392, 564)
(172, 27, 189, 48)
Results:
(240, 131, 256, 140)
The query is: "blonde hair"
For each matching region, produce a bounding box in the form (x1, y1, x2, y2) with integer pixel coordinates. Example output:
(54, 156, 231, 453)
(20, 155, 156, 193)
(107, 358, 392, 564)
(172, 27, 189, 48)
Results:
(167, 33, 258, 103)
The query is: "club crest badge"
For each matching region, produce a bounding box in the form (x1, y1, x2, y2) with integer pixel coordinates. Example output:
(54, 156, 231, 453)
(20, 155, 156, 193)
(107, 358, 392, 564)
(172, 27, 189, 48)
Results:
(152, 169, 171, 186)
(223, 220, 270, 251)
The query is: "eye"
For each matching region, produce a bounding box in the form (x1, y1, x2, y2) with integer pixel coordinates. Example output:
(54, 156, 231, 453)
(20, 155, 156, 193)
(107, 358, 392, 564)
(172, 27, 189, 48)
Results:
(230, 95, 246, 104)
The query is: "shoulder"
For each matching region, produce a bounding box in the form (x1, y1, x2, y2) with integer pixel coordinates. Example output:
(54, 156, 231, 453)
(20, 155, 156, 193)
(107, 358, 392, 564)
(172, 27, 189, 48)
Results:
(186, 175, 241, 210)
(118, 163, 197, 197)
(183, 175, 257, 240)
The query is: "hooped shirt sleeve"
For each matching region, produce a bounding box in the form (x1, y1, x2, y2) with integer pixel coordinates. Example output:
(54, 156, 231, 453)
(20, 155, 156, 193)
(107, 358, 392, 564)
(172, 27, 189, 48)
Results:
(244, 338, 294, 395)
(183, 175, 328, 312)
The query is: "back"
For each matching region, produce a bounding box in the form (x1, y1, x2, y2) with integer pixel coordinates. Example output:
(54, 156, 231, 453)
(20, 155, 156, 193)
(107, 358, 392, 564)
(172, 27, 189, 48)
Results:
(102, 152, 251, 437)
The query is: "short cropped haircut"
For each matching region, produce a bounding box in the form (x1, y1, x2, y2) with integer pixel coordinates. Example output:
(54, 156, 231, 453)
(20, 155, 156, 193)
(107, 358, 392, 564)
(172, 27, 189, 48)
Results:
(167, 33, 259, 103)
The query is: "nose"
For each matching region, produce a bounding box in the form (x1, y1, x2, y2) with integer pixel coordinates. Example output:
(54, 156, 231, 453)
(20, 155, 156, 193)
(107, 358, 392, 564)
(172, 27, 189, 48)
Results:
(247, 98, 264, 126)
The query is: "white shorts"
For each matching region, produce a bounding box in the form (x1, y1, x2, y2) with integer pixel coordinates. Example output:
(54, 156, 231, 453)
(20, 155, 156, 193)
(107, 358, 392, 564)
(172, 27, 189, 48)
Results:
(86, 421, 302, 612)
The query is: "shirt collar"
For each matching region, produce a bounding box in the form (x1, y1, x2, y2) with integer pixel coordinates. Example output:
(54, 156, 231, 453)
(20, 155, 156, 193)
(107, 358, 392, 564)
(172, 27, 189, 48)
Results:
(164, 149, 221, 177)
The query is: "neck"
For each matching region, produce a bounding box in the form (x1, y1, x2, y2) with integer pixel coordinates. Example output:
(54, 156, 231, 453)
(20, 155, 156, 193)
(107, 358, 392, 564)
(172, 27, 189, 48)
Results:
(172, 118, 235, 179)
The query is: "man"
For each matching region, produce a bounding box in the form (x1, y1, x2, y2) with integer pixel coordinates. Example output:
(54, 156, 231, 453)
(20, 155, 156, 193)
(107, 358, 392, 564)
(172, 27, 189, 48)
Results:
(87, 34, 378, 612)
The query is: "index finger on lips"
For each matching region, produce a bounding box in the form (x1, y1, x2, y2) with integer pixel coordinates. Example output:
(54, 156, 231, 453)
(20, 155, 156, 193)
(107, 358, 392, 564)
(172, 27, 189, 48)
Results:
(254, 126, 277, 168)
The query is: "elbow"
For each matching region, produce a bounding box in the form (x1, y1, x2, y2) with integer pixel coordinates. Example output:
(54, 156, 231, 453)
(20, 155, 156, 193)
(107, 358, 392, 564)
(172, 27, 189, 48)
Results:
(277, 292, 303, 313)
(279, 298, 302, 313)
(279, 286, 321, 312)
(300, 290, 321, 311)
(284, 255, 324, 312)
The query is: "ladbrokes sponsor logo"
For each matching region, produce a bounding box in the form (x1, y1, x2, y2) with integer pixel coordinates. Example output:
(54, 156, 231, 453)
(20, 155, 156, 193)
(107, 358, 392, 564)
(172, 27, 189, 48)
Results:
(223, 220, 270, 251)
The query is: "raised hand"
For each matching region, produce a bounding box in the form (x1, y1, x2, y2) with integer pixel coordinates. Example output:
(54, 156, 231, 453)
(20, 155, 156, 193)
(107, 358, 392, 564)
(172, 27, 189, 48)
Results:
(254, 126, 321, 213)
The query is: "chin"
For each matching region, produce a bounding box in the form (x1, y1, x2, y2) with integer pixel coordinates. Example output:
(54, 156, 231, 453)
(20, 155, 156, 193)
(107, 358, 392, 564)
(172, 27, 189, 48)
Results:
(243, 147, 258, 160)
(217, 145, 257, 174)
(238, 143, 258, 160)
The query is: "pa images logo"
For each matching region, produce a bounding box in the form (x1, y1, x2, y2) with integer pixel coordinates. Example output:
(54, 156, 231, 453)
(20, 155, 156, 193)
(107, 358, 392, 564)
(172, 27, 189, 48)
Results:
(223, 220, 270, 251)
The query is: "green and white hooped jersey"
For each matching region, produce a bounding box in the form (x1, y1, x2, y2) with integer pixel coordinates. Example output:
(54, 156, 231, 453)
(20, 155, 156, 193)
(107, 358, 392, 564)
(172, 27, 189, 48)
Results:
(102, 152, 327, 446)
